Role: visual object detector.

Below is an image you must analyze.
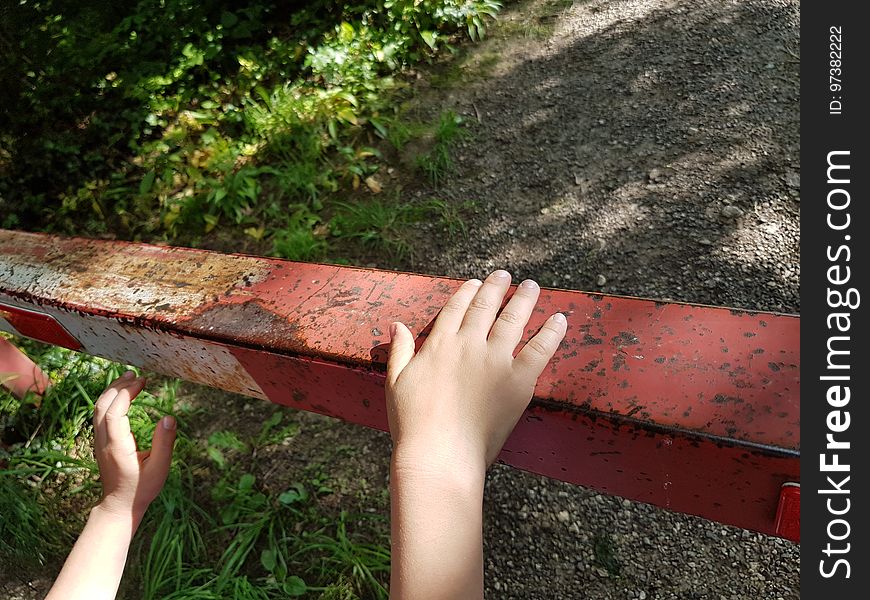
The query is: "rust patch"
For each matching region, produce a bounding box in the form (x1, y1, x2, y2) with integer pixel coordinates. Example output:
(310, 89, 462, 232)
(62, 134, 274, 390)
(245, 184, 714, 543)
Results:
(186, 300, 306, 352)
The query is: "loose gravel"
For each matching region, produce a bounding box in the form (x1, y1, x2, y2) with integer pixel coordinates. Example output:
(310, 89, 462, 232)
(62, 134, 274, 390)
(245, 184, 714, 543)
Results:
(399, 0, 801, 597)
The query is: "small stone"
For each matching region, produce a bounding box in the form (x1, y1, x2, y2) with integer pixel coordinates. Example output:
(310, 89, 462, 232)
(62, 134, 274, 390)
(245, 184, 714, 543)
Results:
(721, 205, 744, 219)
(699, 238, 713, 246)
(596, 274, 607, 286)
(639, 592, 647, 600)
(557, 510, 570, 523)
(568, 522, 580, 534)
(785, 171, 800, 189)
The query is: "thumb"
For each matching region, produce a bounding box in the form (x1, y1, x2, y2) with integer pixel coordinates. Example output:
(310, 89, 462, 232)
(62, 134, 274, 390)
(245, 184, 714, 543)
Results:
(387, 322, 415, 387)
(142, 415, 177, 485)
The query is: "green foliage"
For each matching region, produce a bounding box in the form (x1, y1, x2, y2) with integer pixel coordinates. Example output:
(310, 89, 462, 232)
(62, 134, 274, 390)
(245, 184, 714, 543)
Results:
(295, 512, 391, 600)
(271, 207, 329, 261)
(415, 110, 469, 185)
(1, 0, 500, 245)
(328, 198, 424, 258)
(0, 476, 63, 567)
(593, 532, 622, 577)
(426, 197, 476, 237)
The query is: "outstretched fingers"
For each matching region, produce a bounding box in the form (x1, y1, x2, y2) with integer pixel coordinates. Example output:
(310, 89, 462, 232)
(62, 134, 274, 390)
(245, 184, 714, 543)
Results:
(142, 415, 177, 486)
(94, 371, 136, 449)
(459, 270, 512, 337)
(487, 279, 540, 350)
(429, 278, 484, 337)
(514, 313, 568, 378)
(103, 375, 146, 453)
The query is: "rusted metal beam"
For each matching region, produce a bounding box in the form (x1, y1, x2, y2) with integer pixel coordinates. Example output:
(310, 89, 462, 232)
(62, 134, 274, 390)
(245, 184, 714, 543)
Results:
(0, 230, 799, 541)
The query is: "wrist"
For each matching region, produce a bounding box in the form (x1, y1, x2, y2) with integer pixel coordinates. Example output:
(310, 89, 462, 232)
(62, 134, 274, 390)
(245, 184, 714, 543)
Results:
(391, 439, 487, 491)
(94, 497, 145, 533)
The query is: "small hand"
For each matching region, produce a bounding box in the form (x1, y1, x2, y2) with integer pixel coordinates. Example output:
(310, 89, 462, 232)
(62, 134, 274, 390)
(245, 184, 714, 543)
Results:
(386, 270, 567, 472)
(92, 372, 176, 526)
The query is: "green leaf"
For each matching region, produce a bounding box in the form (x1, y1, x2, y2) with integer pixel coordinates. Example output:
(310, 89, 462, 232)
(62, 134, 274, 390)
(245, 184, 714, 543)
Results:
(260, 549, 276, 572)
(206, 446, 226, 469)
(336, 108, 358, 125)
(338, 22, 355, 43)
(282, 576, 307, 596)
(369, 118, 388, 139)
(278, 483, 308, 506)
(420, 30, 437, 50)
(139, 171, 156, 195)
(238, 473, 255, 491)
(221, 11, 239, 28)
(203, 213, 220, 233)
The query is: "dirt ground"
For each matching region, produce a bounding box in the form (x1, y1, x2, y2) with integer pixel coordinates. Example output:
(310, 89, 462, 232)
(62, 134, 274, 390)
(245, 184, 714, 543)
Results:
(391, 0, 801, 598)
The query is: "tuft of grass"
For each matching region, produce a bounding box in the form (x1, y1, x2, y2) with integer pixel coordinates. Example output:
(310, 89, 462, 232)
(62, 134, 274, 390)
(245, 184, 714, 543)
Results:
(328, 198, 426, 258)
(295, 512, 391, 600)
(424, 198, 476, 237)
(271, 207, 329, 262)
(0, 476, 64, 567)
(415, 110, 469, 185)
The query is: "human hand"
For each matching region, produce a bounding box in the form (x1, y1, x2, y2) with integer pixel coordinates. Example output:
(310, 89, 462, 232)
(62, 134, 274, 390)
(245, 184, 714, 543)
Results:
(386, 270, 568, 474)
(92, 372, 176, 527)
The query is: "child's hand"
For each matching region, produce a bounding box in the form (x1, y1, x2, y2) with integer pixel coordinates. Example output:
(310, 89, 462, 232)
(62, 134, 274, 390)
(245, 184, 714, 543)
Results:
(386, 270, 567, 473)
(46, 373, 177, 600)
(93, 372, 176, 525)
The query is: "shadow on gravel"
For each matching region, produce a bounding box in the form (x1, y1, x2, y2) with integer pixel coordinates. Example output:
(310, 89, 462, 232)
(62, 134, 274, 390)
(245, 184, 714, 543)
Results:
(413, 0, 799, 314)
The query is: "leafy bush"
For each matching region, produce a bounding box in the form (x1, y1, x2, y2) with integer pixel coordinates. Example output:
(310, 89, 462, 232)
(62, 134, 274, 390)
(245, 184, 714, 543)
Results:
(0, 0, 501, 243)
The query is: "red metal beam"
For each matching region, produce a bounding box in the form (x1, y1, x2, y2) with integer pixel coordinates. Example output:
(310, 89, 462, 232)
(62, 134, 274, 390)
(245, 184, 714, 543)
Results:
(0, 230, 799, 540)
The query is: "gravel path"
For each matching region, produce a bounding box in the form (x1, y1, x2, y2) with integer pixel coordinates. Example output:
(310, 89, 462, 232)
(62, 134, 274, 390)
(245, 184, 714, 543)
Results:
(400, 0, 801, 597)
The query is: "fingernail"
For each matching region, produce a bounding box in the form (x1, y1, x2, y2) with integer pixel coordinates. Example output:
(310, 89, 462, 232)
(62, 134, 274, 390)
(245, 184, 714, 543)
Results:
(492, 270, 510, 279)
(553, 312, 567, 324)
(520, 279, 539, 289)
(122, 370, 135, 379)
(389, 322, 398, 338)
(162, 415, 176, 430)
(468, 278, 483, 286)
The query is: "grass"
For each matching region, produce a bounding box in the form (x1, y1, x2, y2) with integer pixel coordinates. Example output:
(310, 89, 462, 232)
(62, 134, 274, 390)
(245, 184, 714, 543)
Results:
(0, 335, 391, 598)
(415, 110, 470, 186)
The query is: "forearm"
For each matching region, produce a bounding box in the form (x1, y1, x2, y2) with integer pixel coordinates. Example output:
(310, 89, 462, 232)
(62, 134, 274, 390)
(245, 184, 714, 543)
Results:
(389, 448, 486, 600)
(46, 503, 140, 600)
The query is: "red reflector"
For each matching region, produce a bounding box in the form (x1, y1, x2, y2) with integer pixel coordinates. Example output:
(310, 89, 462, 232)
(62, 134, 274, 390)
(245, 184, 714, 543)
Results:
(774, 483, 800, 543)
(0, 304, 82, 350)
